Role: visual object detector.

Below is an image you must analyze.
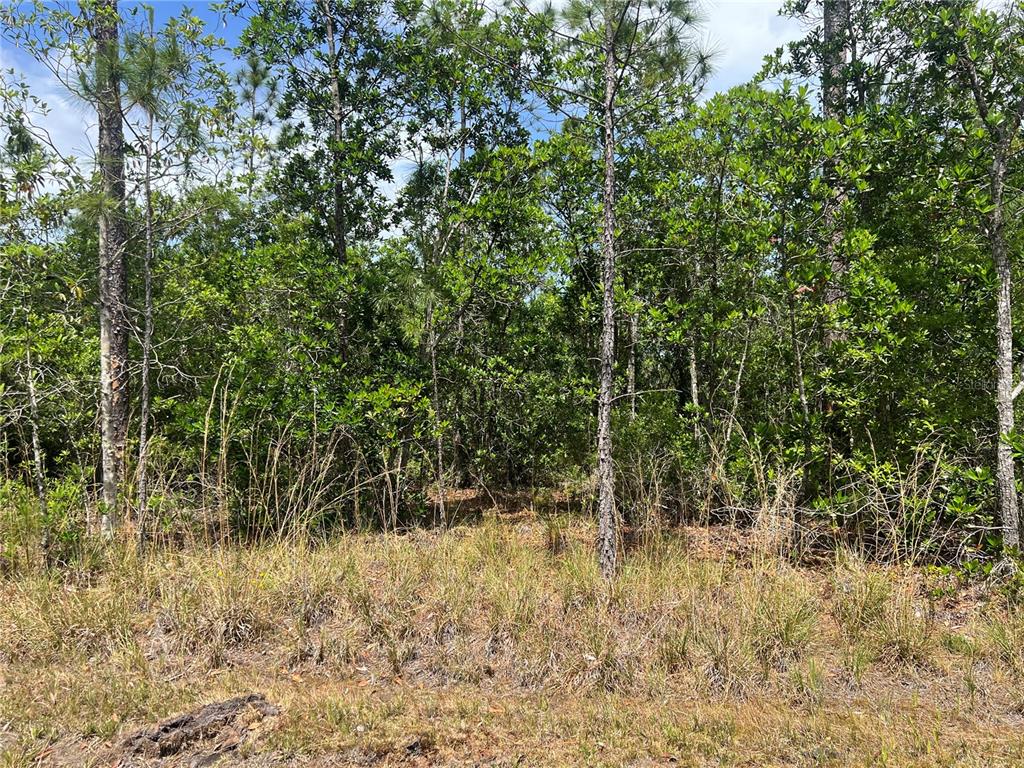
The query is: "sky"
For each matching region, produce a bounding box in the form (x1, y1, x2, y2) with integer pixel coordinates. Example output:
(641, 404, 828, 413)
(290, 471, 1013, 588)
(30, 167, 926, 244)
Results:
(701, 1, 803, 94)
(0, 0, 805, 175)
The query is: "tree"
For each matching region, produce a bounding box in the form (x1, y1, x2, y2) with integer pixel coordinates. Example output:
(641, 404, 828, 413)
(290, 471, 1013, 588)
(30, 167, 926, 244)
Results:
(906, 2, 1024, 550)
(93, 0, 130, 536)
(822, 0, 850, 120)
(1, 0, 131, 534)
(398, 0, 542, 521)
(121, 8, 224, 543)
(821, 0, 850, 356)
(239, 0, 412, 265)
(552, 0, 709, 576)
(0, 78, 94, 563)
(233, 53, 279, 200)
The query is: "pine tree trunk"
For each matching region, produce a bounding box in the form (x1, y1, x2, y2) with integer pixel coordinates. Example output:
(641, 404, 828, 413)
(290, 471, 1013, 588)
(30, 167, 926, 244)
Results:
(822, 0, 850, 351)
(322, 0, 347, 265)
(820, 0, 851, 489)
(247, 96, 257, 200)
(596, 8, 618, 579)
(95, 0, 129, 537)
(427, 296, 446, 527)
(688, 344, 699, 440)
(137, 111, 155, 550)
(781, 222, 811, 433)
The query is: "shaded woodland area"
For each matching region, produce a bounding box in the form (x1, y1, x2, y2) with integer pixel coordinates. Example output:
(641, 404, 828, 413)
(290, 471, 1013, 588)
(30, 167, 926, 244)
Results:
(3, 0, 1024, 571)
(4, 2, 1024, 765)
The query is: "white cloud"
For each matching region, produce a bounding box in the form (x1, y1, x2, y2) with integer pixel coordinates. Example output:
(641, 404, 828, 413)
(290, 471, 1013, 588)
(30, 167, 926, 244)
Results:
(1, 39, 96, 167)
(4, 0, 802, 186)
(700, 0, 803, 95)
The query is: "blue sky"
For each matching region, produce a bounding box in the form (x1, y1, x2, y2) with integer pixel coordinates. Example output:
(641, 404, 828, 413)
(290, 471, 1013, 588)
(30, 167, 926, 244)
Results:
(1, 0, 804, 173)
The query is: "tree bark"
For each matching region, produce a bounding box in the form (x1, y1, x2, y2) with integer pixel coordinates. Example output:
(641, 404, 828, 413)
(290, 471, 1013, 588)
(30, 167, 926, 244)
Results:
(246, 87, 257, 200)
(430, 341, 446, 525)
(137, 109, 155, 550)
(94, 0, 129, 537)
(627, 303, 638, 420)
(820, 0, 851, 488)
(822, 0, 848, 121)
(689, 251, 702, 439)
(322, 0, 347, 265)
(781, 220, 811, 432)
(958, 38, 1022, 550)
(990, 145, 1020, 549)
(426, 283, 446, 526)
(596, 7, 618, 579)
(24, 351, 49, 559)
(822, 0, 850, 352)
(723, 319, 751, 448)
(122, 694, 279, 759)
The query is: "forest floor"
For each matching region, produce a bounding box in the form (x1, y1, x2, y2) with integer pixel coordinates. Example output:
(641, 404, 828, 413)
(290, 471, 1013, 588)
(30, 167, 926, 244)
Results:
(2, 500, 1024, 767)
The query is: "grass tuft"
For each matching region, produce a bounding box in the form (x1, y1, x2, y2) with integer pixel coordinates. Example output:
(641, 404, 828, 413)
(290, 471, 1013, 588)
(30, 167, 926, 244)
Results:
(1, 522, 1020, 767)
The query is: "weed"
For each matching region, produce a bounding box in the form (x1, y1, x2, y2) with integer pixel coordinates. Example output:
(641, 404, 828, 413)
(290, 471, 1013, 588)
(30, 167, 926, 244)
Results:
(790, 657, 826, 706)
(983, 607, 1024, 678)
(879, 584, 934, 666)
(831, 551, 891, 641)
(746, 568, 818, 672)
(842, 642, 874, 687)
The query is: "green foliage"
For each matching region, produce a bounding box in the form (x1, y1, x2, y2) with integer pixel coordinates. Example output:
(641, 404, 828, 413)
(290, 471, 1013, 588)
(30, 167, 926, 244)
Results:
(2, 0, 1023, 564)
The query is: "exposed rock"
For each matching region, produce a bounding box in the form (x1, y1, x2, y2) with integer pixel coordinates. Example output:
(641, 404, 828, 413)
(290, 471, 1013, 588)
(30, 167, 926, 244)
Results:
(120, 694, 279, 760)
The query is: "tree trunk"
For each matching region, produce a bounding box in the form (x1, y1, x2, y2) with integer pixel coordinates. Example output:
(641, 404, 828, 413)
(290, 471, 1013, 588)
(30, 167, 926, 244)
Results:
(322, 0, 347, 265)
(822, 0, 850, 351)
(820, 0, 851, 489)
(688, 343, 699, 440)
(990, 147, 1020, 549)
(24, 351, 49, 560)
(596, 8, 618, 579)
(723, 319, 752, 448)
(427, 296, 446, 527)
(627, 303, 638, 420)
(689, 251, 702, 440)
(137, 110, 155, 550)
(781, 222, 811, 433)
(246, 93, 257, 200)
(95, 0, 129, 537)
(822, 0, 848, 121)
(789, 291, 811, 427)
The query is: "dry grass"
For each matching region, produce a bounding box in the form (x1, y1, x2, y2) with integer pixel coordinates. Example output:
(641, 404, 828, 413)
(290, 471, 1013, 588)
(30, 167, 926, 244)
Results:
(1, 519, 1023, 766)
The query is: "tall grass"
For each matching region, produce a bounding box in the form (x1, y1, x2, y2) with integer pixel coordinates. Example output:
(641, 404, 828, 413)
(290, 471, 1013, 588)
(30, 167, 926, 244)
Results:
(0, 525, 992, 697)
(4, 520, 1024, 768)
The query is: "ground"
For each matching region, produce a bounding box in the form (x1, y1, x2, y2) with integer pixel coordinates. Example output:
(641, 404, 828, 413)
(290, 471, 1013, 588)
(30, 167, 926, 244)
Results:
(2, 509, 1023, 767)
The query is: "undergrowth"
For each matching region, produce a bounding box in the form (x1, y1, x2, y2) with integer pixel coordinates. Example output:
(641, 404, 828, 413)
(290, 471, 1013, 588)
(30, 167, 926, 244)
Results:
(1, 521, 1022, 766)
